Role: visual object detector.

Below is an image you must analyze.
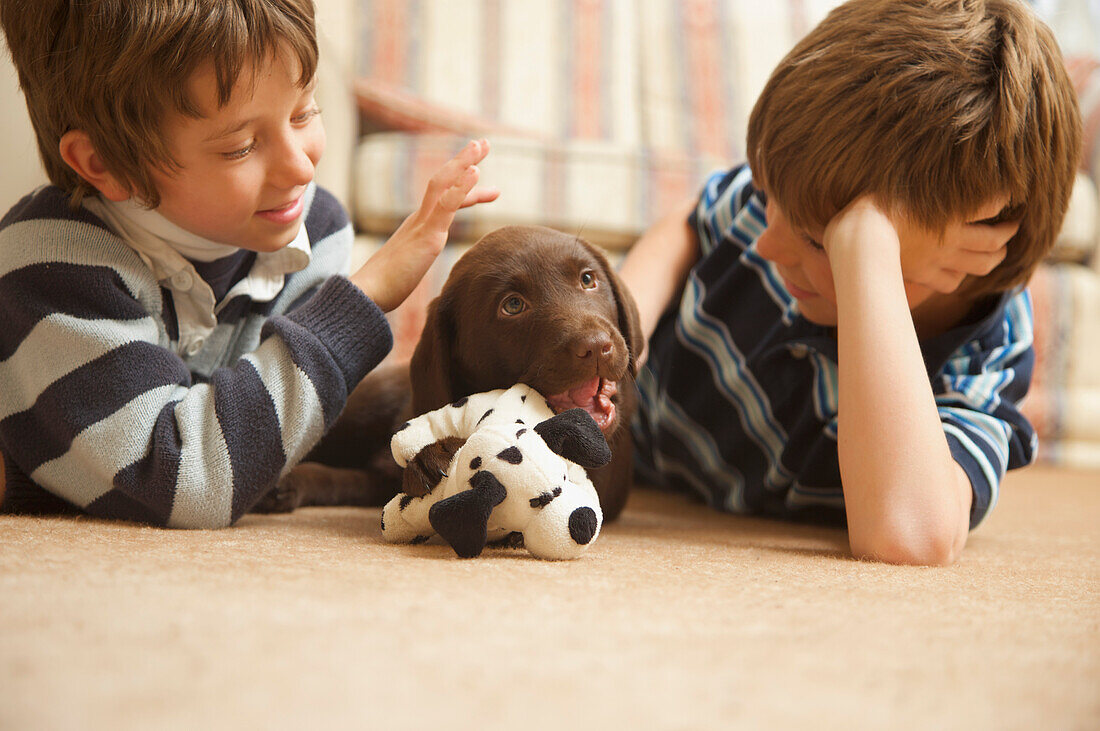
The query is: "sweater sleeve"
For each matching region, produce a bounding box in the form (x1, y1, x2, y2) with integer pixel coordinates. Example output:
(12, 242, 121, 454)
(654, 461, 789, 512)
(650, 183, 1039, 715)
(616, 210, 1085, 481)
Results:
(0, 228, 391, 528)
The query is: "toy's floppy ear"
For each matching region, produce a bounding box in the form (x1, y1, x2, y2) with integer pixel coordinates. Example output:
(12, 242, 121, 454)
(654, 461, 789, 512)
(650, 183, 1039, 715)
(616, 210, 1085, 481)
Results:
(534, 408, 612, 469)
(428, 470, 507, 558)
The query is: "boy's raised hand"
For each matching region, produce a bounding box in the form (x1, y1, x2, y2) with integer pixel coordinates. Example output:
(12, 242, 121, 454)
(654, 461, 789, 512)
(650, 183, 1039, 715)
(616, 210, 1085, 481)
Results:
(351, 139, 499, 312)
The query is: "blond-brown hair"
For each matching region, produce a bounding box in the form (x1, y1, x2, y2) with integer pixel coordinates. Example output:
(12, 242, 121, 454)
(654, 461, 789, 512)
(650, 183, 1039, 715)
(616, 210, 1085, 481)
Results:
(1, 0, 317, 208)
(746, 0, 1082, 295)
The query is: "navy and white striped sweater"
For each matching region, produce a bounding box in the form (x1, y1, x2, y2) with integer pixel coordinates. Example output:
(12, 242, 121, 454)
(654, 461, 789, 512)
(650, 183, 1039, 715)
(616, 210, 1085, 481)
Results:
(0, 185, 392, 527)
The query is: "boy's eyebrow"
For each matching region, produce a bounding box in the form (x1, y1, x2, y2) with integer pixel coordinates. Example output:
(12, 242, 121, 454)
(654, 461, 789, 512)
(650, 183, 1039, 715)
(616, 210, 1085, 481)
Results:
(205, 118, 254, 142)
(203, 81, 318, 143)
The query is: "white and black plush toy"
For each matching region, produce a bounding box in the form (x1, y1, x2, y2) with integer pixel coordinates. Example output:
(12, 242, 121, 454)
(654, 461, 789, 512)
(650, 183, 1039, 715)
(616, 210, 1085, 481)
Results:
(382, 384, 612, 559)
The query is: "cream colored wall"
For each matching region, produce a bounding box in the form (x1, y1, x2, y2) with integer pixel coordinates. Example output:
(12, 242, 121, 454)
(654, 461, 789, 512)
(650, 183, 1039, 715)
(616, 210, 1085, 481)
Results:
(312, 0, 358, 212)
(0, 0, 357, 215)
(0, 53, 47, 211)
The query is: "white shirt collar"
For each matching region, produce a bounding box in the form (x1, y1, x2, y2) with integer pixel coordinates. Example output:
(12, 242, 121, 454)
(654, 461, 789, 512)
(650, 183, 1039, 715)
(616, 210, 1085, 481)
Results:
(83, 184, 314, 357)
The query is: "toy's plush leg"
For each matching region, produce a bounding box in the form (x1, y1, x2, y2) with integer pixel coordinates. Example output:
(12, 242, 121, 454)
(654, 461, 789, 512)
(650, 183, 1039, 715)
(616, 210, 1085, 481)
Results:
(380, 493, 437, 544)
(428, 471, 507, 558)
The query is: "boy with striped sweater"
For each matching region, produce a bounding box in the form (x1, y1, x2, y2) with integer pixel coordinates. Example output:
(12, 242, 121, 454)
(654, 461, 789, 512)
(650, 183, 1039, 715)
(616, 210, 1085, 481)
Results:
(0, 0, 497, 527)
(621, 0, 1082, 565)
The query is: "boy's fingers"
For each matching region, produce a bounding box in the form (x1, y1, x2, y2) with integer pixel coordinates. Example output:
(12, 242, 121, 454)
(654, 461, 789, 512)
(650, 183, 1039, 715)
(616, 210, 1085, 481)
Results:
(421, 167, 481, 230)
(459, 187, 501, 209)
(436, 140, 490, 186)
(420, 139, 491, 210)
(963, 219, 1019, 251)
(943, 248, 1005, 278)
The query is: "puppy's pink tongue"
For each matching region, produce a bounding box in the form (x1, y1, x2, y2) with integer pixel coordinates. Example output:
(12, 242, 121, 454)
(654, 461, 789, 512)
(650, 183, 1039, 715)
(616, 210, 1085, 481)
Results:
(546, 377, 601, 412)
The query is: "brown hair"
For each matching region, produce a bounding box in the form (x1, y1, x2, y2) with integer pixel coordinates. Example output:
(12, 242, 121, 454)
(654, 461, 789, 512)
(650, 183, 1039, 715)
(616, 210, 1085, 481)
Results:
(746, 0, 1082, 295)
(1, 0, 317, 208)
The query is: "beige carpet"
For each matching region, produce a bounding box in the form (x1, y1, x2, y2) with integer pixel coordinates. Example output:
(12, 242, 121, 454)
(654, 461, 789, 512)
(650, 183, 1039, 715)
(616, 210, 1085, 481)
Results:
(1, 464, 1097, 730)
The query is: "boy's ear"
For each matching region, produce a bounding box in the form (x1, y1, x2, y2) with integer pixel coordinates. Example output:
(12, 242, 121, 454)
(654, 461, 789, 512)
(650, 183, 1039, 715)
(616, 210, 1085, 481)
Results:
(58, 130, 131, 202)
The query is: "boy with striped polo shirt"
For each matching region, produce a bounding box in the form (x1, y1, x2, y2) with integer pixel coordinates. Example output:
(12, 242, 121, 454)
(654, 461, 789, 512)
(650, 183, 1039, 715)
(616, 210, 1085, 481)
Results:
(0, 0, 497, 527)
(621, 0, 1081, 565)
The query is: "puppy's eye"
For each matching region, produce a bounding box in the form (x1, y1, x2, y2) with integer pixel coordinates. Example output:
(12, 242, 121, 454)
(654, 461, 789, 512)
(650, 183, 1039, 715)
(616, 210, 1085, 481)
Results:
(501, 296, 527, 316)
(580, 271, 598, 289)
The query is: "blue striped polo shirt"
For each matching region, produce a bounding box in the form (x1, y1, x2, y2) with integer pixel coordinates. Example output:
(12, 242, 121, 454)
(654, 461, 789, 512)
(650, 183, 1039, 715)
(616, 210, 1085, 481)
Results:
(631, 165, 1037, 528)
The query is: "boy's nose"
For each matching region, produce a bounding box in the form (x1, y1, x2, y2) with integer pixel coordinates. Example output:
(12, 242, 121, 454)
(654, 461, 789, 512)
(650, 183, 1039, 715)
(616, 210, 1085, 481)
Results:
(279, 145, 315, 187)
(272, 134, 319, 188)
(756, 226, 798, 266)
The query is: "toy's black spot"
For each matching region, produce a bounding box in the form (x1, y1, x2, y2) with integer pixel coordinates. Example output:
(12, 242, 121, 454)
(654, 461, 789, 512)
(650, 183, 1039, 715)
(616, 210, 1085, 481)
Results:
(410, 535, 431, 545)
(520, 394, 527, 402)
(568, 507, 598, 545)
(516, 428, 527, 438)
(470, 456, 482, 470)
(515, 419, 525, 424)
(529, 487, 562, 508)
(451, 397, 469, 408)
(380, 513, 386, 531)
(497, 446, 523, 464)
(399, 494, 414, 511)
(477, 408, 494, 425)
(396, 421, 411, 432)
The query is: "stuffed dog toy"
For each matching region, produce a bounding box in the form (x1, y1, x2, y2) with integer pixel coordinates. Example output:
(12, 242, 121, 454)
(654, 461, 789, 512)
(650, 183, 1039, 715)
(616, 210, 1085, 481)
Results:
(382, 384, 611, 559)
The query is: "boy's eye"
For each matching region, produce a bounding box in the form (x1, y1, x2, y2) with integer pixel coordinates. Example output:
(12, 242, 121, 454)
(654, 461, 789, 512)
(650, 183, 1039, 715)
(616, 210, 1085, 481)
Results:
(221, 140, 256, 160)
(972, 203, 1025, 227)
(292, 107, 322, 125)
(805, 235, 825, 252)
(580, 270, 598, 289)
(501, 295, 527, 316)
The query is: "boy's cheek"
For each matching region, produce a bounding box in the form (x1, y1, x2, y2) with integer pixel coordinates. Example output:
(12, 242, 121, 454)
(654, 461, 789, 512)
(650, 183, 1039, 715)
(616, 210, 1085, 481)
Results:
(795, 299, 839, 327)
(903, 281, 938, 308)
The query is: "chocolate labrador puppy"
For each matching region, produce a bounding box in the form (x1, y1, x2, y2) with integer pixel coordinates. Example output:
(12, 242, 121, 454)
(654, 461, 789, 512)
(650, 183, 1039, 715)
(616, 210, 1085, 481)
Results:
(261, 225, 642, 522)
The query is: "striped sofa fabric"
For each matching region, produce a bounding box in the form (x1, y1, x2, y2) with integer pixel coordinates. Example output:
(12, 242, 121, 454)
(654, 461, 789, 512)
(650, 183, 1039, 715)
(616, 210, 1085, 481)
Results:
(351, 0, 845, 248)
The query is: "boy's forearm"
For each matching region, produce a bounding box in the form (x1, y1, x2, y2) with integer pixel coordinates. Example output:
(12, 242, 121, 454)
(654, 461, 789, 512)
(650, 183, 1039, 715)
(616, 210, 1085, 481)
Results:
(829, 232, 972, 566)
(618, 196, 699, 349)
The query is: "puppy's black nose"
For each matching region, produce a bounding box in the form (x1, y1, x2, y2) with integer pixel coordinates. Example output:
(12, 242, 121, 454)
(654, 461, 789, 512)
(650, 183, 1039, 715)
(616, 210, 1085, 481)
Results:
(573, 332, 613, 360)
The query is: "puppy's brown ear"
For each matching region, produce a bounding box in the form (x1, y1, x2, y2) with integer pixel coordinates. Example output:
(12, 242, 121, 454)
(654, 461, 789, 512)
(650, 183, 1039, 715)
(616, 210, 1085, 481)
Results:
(586, 242, 644, 376)
(409, 296, 457, 414)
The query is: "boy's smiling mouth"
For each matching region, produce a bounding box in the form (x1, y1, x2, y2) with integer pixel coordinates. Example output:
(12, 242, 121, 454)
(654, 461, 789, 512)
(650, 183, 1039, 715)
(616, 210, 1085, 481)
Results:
(781, 276, 817, 300)
(256, 195, 304, 224)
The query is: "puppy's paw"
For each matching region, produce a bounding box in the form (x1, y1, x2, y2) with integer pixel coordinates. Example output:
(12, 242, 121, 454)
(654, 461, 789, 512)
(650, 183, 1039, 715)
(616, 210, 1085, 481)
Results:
(487, 531, 525, 550)
(251, 476, 303, 514)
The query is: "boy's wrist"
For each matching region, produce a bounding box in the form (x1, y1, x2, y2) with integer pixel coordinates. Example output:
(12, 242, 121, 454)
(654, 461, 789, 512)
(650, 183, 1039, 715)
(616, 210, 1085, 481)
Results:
(823, 197, 901, 262)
